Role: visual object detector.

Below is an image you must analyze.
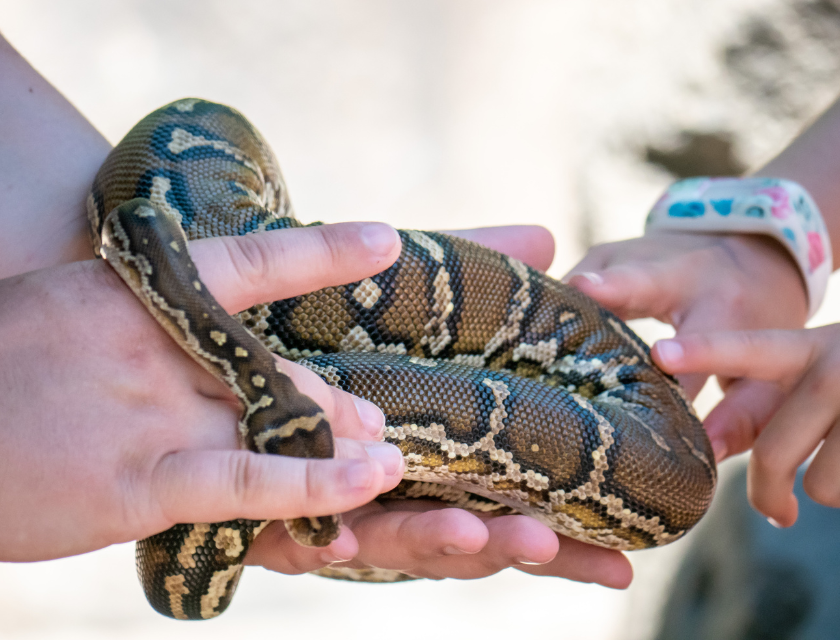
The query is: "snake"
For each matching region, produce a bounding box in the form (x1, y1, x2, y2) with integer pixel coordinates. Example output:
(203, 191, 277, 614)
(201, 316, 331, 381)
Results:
(87, 98, 717, 620)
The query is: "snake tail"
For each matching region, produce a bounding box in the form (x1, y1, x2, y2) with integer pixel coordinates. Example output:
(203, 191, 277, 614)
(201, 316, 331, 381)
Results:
(101, 197, 339, 618)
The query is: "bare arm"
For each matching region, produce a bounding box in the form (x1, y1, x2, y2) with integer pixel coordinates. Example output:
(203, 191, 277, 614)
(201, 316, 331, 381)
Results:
(755, 96, 840, 268)
(0, 31, 109, 276)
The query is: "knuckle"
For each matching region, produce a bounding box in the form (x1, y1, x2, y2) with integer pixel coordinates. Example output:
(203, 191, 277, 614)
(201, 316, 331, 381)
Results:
(740, 331, 769, 352)
(683, 332, 714, 355)
(228, 452, 266, 506)
(729, 332, 769, 370)
(281, 545, 321, 575)
(750, 439, 789, 477)
(712, 410, 753, 456)
(314, 226, 345, 274)
(746, 486, 773, 516)
(225, 234, 273, 290)
(302, 459, 324, 505)
(715, 280, 749, 316)
(617, 262, 652, 289)
(800, 364, 834, 398)
(803, 472, 840, 508)
(395, 517, 430, 563)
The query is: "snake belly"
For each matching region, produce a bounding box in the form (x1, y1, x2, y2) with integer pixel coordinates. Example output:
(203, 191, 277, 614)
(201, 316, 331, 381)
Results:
(89, 98, 716, 619)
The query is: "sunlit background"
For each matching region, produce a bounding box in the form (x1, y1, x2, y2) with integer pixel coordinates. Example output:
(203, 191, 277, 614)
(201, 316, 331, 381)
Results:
(2, 1, 840, 638)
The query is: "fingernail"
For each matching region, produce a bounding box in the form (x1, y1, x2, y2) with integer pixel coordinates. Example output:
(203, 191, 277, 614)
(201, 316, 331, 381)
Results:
(345, 460, 375, 490)
(354, 397, 385, 438)
(364, 442, 404, 476)
(442, 545, 476, 556)
(516, 557, 550, 566)
(655, 340, 684, 367)
(711, 439, 727, 463)
(320, 549, 353, 564)
(562, 271, 603, 286)
(360, 223, 399, 257)
(767, 517, 783, 529)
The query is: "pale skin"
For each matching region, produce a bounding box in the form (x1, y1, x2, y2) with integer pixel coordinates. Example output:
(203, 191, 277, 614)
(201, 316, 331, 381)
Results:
(0, 224, 407, 562)
(0, 33, 630, 586)
(652, 327, 840, 529)
(565, 93, 840, 525)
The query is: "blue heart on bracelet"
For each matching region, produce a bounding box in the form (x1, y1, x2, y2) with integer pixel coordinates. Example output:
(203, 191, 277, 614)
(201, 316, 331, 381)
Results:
(668, 201, 705, 218)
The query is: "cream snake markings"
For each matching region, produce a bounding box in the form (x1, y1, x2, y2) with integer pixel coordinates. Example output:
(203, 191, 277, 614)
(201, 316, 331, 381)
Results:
(89, 99, 716, 620)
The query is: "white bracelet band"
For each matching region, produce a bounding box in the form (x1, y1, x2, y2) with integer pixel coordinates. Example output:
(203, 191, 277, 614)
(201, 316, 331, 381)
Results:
(645, 177, 832, 319)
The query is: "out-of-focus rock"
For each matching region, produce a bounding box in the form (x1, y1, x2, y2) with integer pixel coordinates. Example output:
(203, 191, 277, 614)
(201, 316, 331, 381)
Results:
(644, 132, 746, 178)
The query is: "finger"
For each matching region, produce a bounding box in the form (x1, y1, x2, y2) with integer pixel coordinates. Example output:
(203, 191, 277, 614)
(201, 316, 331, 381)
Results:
(747, 361, 840, 526)
(408, 515, 559, 580)
(564, 243, 614, 276)
(566, 261, 711, 394)
(242, 439, 411, 574)
(563, 263, 684, 322)
(445, 226, 556, 271)
(802, 419, 840, 509)
(702, 379, 785, 462)
(661, 303, 727, 398)
(244, 520, 360, 573)
(149, 444, 402, 526)
(517, 535, 633, 589)
(190, 222, 402, 313)
(341, 505, 492, 576)
(653, 331, 814, 382)
(278, 357, 385, 441)
(343, 510, 558, 581)
(333, 437, 405, 488)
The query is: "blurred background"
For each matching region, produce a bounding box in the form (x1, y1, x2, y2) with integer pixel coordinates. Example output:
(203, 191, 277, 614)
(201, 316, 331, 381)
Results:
(2, 0, 840, 638)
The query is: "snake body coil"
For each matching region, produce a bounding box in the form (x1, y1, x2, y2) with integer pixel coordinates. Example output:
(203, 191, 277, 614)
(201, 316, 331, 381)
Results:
(88, 99, 716, 620)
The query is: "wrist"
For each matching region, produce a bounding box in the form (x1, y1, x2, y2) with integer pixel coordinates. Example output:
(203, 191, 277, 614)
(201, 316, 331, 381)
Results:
(723, 234, 809, 327)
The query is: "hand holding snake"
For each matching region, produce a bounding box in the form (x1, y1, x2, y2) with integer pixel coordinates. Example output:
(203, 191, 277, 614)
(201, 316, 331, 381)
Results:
(654, 326, 840, 528)
(0, 221, 406, 565)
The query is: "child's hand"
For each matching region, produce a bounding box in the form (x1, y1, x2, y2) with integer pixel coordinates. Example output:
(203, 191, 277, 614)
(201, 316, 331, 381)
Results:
(564, 232, 809, 399)
(652, 326, 840, 527)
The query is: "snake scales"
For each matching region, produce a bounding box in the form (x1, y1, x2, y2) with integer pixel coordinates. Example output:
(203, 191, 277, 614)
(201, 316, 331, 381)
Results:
(88, 98, 716, 620)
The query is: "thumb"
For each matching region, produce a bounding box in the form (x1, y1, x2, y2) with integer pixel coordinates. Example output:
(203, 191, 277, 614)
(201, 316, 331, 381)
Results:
(190, 221, 402, 313)
(149, 441, 403, 527)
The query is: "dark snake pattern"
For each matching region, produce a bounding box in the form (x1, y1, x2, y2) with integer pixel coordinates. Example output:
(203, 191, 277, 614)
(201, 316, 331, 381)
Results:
(88, 98, 717, 620)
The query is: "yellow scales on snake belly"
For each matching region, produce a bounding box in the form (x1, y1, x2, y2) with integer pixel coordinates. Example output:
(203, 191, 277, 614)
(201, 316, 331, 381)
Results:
(88, 98, 716, 620)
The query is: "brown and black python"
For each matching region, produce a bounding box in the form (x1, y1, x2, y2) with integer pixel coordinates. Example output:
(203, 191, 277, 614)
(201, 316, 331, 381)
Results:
(88, 98, 717, 620)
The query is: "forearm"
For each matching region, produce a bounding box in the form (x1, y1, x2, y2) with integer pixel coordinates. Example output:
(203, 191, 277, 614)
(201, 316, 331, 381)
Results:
(0, 32, 111, 277)
(753, 94, 840, 270)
